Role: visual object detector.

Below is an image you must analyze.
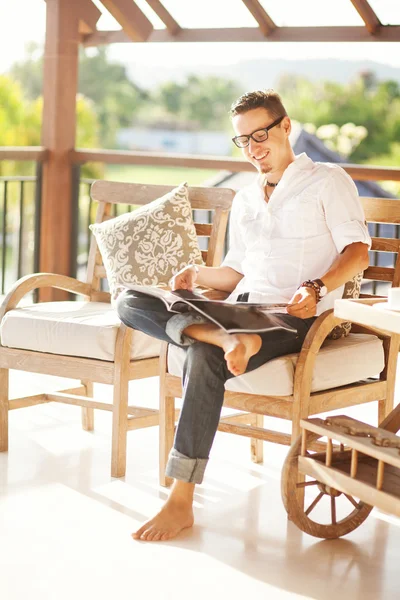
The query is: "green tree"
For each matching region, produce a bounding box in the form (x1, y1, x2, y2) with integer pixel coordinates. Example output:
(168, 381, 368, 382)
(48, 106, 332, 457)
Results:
(366, 142, 400, 197)
(10, 45, 147, 148)
(0, 74, 101, 177)
(278, 73, 400, 163)
(78, 47, 148, 146)
(152, 75, 242, 130)
(9, 42, 43, 101)
(156, 81, 185, 115)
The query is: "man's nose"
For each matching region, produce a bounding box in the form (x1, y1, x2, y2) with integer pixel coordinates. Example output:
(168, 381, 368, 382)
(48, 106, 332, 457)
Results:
(248, 137, 263, 154)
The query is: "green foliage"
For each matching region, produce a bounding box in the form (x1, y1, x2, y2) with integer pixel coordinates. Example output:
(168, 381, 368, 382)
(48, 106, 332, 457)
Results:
(148, 75, 241, 131)
(366, 142, 400, 197)
(9, 42, 43, 101)
(10, 45, 148, 149)
(78, 48, 148, 147)
(279, 72, 400, 163)
(0, 74, 102, 178)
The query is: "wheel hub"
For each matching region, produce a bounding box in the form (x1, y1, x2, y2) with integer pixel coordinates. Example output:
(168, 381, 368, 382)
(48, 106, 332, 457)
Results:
(317, 482, 342, 497)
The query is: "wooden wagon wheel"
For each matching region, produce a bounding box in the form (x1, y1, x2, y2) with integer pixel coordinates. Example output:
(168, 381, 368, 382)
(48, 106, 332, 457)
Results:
(281, 433, 373, 539)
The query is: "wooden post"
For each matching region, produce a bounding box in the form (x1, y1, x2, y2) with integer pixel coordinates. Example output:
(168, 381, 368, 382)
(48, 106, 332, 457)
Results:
(40, 0, 80, 300)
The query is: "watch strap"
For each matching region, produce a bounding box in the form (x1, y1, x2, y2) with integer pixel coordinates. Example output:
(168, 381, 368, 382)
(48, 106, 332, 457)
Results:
(300, 279, 323, 302)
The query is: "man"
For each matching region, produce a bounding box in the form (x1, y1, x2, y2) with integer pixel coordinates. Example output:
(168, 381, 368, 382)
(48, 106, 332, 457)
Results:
(116, 89, 371, 542)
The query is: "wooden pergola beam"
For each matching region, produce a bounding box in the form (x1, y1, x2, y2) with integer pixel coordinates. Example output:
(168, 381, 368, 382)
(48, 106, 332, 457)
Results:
(145, 0, 181, 35)
(241, 0, 276, 37)
(83, 25, 400, 46)
(99, 0, 153, 42)
(78, 0, 102, 35)
(349, 0, 381, 35)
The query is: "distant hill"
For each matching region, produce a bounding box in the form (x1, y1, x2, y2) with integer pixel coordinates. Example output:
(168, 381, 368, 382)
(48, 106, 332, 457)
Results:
(127, 58, 400, 90)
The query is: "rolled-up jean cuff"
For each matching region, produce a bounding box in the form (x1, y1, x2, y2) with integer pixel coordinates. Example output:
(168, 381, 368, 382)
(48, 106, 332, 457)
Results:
(166, 312, 210, 346)
(165, 448, 208, 484)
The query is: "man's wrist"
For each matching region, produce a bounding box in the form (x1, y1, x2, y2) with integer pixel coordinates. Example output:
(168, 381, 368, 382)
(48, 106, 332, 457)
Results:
(300, 279, 327, 303)
(191, 264, 200, 282)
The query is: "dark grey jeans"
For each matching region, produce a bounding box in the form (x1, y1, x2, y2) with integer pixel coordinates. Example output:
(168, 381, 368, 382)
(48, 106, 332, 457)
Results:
(116, 289, 316, 484)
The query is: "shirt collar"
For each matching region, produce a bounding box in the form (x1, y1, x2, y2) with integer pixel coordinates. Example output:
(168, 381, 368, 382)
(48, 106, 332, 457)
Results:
(255, 152, 314, 191)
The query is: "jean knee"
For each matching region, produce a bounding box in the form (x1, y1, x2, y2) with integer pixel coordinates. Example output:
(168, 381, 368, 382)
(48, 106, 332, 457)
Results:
(116, 290, 150, 319)
(185, 342, 224, 373)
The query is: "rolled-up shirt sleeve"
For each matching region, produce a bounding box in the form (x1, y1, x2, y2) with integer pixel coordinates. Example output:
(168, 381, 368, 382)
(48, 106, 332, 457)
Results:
(321, 167, 372, 254)
(220, 192, 246, 274)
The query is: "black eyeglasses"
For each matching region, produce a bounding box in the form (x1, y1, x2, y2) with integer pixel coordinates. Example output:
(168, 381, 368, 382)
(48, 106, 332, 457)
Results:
(232, 116, 284, 148)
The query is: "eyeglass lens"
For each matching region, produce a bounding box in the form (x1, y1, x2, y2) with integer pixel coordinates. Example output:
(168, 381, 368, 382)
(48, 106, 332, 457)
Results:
(235, 129, 268, 148)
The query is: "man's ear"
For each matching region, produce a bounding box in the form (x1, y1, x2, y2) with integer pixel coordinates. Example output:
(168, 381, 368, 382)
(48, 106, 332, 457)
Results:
(283, 116, 291, 137)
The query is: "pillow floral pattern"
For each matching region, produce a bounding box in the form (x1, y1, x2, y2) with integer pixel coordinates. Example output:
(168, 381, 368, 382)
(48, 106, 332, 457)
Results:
(90, 182, 204, 301)
(328, 272, 363, 339)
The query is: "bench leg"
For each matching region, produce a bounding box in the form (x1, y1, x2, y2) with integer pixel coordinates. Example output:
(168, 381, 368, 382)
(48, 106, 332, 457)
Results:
(251, 414, 264, 463)
(378, 396, 394, 426)
(0, 368, 8, 452)
(81, 380, 94, 432)
(159, 394, 175, 488)
(111, 369, 129, 479)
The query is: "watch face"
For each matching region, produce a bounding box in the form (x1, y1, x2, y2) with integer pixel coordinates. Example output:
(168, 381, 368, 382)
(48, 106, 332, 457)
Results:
(320, 286, 328, 297)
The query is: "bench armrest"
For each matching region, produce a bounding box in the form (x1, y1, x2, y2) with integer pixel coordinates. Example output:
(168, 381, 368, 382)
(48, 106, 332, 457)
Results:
(293, 310, 346, 394)
(0, 273, 91, 320)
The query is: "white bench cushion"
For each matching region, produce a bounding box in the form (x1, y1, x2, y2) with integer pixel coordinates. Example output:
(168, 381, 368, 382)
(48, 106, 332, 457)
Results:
(167, 333, 384, 396)
(0, 301, 161, 362)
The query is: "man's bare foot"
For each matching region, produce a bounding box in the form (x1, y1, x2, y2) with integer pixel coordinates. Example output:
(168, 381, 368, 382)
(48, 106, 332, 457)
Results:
(223, 333, 262, 376)
(132, 499, 194, 542)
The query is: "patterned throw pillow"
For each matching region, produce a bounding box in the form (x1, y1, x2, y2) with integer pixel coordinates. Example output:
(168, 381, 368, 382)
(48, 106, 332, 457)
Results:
(89, 182, 204, 302)
(328, 272, 363, 339)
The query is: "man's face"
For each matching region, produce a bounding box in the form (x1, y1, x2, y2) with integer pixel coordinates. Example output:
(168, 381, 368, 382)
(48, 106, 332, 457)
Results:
(232, 107, 291, 175)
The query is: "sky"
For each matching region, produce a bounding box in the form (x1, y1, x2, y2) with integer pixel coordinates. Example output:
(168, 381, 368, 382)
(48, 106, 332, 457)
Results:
(1, 0, 400, 73)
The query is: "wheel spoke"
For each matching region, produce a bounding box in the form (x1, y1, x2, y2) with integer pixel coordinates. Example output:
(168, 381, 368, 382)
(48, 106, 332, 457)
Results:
(305, 491, 324, 516)
(296, 480, 319, 489)
(345, 494, 361, 509)
(331, 496, 337, 525)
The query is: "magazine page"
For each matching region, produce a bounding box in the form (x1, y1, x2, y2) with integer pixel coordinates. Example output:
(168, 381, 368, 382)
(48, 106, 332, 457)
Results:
(120, 284, 200, 308)
(175, 290, 288, 314)
(178, 298, 295, 334)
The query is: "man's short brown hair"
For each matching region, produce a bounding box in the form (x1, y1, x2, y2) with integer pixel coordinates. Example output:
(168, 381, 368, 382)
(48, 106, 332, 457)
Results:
(230, 89, 288, 120)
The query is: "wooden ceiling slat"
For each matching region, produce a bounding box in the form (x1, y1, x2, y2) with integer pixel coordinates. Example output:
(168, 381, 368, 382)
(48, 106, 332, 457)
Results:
(145, 0, 181, 35)
(83, 25, 400, 46)
(99, 0, 153, 42)
(349, 0, 381, 35)
(78, 0, 102, 35)
(241, 0, 276, 36)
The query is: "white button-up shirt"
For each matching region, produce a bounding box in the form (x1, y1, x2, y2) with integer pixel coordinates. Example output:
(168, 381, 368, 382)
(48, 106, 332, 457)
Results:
(222, 153, 372, 316)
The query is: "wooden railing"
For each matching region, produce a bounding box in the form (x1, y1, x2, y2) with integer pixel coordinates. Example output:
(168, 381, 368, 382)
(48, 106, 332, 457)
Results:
(0, 148, 46, 297)
(1, 145, 400, 298)
(0, 147, 48, 162)
(71, 148, 400, 182)
(2, 145, 398, 180)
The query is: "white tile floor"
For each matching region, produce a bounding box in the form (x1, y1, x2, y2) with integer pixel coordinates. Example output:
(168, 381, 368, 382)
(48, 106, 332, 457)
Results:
(1, 370, 400, 600)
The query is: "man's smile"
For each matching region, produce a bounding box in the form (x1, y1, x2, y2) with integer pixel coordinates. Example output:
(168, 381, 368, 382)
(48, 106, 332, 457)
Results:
(252, 151, 270, 161)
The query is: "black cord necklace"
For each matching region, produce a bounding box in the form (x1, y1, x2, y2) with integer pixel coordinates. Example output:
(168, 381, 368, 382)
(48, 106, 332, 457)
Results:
(265, 179, 280, 187)
(264, 178, 279, 202)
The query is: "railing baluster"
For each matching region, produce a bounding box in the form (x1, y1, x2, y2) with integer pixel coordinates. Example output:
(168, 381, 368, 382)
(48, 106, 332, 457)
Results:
(372, 222, 379, 295)
(1, 181, 8, 294)
(17, 180, 25, 280)
(87, 182, 92, 258)
(33, 165, 43, 303)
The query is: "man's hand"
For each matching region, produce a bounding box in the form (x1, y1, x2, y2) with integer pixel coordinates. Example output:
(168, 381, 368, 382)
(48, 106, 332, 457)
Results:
(170, 265, 198, 291)
(287, 286, 317, 319)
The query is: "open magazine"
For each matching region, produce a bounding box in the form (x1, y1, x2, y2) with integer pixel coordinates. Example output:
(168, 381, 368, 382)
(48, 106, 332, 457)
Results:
(124, 285, 296, 335)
